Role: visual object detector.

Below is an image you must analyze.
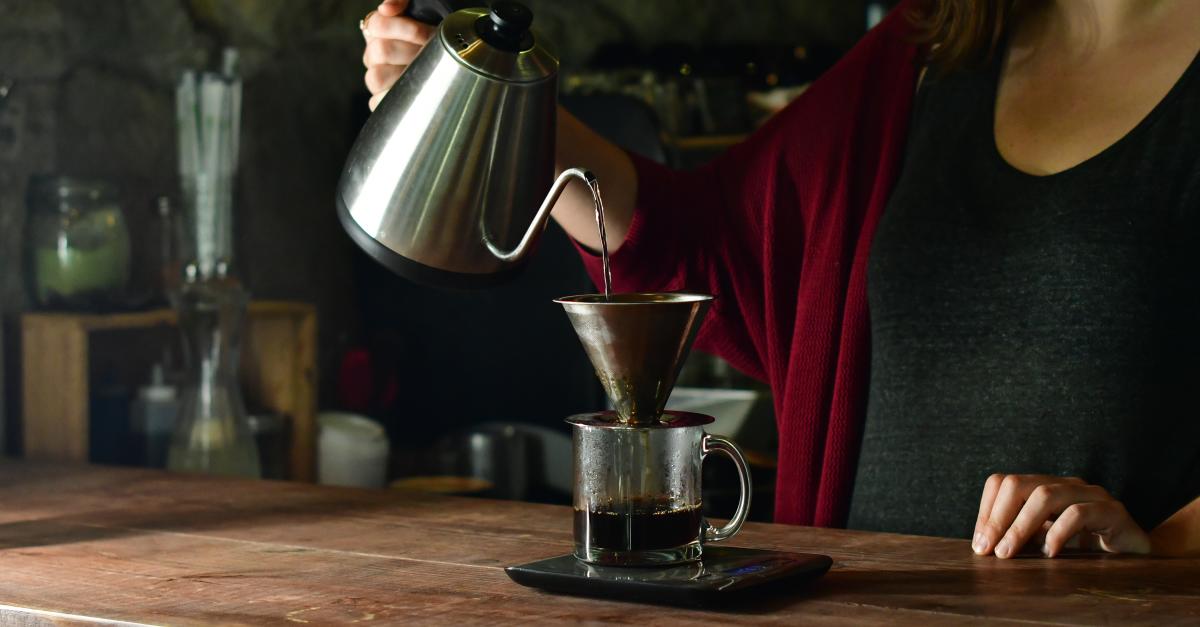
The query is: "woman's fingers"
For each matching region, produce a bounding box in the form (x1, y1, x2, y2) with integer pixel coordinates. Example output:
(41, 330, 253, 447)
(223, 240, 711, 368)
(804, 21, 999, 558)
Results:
(377, 0, 408, 18)
(365, 64, 406, 96)
(969, 474, 1148, 559)
(975, 475, 1038, 555)
(359, 1, 426, 110)
(973, 474, 1084, 555)
(363, 13, 435, 45)
(973, 473, 1005, 551)
(364, 38, 424, 68)
(993, 483, 1109, 558)
(369, 91, 387, 112)
(1043, 501, 1151, 557)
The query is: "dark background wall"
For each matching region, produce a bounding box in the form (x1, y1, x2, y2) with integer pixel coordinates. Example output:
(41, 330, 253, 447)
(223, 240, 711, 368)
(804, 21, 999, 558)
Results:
(0, 0, 868, 446)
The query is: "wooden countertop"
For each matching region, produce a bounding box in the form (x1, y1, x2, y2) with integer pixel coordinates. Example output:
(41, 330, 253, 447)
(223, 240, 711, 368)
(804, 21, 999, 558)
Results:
(0, 459, 1195, 625)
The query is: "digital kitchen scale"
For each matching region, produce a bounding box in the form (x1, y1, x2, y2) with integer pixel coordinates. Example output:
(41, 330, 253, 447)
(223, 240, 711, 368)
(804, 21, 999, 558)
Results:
(506, 546, 833, 607)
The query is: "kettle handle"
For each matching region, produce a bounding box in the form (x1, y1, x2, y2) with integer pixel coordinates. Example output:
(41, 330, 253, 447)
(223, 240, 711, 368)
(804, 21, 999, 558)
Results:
(405, 0, 486, 25)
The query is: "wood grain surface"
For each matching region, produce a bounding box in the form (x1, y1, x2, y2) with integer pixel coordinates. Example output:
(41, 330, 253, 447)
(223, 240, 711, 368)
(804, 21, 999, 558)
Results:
(0, 459, 1195, 626)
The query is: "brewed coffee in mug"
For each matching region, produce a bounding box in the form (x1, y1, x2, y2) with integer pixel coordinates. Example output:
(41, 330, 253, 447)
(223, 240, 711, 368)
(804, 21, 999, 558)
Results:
(568, 410, 752, 566)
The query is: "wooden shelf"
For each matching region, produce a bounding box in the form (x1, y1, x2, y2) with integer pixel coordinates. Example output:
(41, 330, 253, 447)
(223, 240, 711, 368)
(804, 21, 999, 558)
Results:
(671, 133, 748, 152)
(20, 301, 317, 481)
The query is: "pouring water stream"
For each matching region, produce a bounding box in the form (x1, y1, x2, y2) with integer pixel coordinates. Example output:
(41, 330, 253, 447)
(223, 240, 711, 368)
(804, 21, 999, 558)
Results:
(585, 177, 612, 300)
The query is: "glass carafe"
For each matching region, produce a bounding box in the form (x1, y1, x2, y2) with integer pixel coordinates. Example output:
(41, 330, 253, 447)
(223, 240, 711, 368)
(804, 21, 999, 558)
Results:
(167, 281, 261, 478)
(568, 410, 751, 566)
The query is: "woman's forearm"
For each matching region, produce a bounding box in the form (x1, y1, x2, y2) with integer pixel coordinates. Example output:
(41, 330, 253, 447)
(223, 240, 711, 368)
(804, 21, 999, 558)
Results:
(550, 107, 637, 252)
(1150, 495, 1200, 557)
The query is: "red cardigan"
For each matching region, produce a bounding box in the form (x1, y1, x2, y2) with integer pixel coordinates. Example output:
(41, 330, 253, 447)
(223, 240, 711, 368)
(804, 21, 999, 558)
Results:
(576, 6, 920, 527)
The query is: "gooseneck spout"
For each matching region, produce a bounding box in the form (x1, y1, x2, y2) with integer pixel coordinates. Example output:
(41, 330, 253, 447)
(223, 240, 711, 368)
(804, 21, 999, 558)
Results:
(486, 167, 595, 262)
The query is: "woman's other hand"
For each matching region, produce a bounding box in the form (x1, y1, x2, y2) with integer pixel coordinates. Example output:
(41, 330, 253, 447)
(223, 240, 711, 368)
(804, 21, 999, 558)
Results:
(972, 474, 1151, 558)
(361, 0, 436, 110)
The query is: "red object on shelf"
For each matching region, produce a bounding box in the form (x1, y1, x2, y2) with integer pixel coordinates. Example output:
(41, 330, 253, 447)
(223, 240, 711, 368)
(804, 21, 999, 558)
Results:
(337, 348, 399, 414)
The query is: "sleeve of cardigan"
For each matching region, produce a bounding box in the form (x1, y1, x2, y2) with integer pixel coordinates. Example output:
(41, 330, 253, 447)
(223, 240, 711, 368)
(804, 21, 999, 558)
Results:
(574, 2, 919, 384)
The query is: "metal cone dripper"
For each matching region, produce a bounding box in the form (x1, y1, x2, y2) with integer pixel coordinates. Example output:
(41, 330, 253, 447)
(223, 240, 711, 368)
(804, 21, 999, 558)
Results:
(555, 293, 713, 425)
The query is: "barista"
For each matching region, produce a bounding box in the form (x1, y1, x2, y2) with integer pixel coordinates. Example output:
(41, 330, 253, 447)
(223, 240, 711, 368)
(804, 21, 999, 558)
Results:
(360, 0, 1200, 557)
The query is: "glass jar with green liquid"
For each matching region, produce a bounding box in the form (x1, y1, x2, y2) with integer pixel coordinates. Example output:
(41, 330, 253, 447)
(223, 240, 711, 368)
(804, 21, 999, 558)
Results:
(25, 176, 130, 311)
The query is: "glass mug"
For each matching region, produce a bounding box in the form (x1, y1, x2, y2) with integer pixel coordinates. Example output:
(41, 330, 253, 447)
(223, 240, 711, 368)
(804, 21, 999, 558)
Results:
(568, 410, 752, 566)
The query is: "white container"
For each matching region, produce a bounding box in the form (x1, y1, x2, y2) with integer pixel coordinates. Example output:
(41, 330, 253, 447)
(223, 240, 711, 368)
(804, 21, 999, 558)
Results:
(130, 364, 180, 469)
(665, 387, 759, 439)
(318, 412, 390, 488)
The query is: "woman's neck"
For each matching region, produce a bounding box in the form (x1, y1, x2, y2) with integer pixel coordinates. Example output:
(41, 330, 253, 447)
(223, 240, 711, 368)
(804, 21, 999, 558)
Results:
(1012, 0, 1194, 65)
(1043, 0, 1171, 49)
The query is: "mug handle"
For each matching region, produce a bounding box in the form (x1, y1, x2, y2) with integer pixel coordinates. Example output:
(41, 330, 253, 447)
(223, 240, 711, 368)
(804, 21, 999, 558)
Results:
(701, 433, 752, 542)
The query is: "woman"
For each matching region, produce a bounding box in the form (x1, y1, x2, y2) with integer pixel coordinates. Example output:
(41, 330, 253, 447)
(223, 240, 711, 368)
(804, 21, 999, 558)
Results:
(361, 0, 1200, 557)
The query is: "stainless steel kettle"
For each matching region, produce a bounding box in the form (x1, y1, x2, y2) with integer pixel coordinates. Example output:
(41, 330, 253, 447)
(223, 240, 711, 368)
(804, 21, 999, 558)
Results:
(337, 0, 594, 288)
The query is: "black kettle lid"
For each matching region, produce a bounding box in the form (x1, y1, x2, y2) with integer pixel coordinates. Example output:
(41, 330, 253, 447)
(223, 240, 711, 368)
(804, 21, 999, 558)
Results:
(480, 1, 534, 52)
(440, 3, 557, 83)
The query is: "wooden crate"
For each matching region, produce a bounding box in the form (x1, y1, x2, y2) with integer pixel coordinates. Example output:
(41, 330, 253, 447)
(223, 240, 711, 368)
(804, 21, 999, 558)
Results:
(20, 301, 317, 481)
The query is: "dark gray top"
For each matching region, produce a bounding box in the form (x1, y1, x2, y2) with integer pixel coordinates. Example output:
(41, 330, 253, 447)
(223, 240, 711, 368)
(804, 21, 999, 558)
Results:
(847, 50, 1200, 538)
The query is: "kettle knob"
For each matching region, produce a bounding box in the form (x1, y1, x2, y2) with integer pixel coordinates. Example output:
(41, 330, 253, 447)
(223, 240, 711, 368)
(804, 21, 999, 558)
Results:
(480, 1, 534, 52)
(489, 2, 533, 34)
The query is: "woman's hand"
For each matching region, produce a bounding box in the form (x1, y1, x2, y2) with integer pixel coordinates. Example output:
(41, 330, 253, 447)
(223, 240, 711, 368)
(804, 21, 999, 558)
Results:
(361, 0, 436, 110)
(972, 474, 1151, 558)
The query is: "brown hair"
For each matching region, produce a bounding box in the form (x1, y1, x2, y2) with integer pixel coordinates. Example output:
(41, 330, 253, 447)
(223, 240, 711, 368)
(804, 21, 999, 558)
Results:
(910, 0, 1023, 71)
